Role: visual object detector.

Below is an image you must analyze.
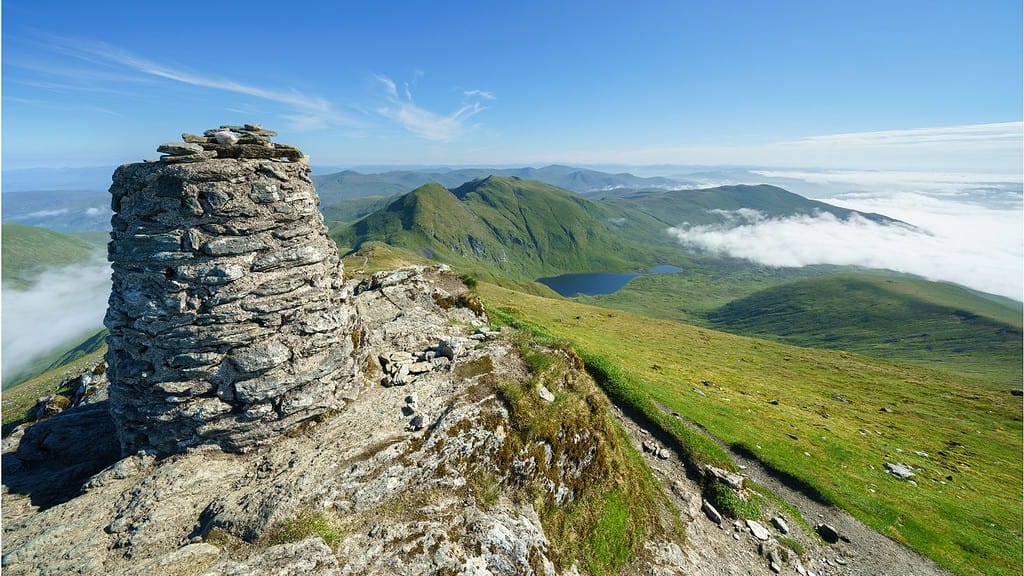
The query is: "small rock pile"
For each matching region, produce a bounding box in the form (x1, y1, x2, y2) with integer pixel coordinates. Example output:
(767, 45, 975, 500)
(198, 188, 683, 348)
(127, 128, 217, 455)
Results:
(378, 338, 463, 387)
(105, 125, 359, 456)
(155, 124, 304, 163)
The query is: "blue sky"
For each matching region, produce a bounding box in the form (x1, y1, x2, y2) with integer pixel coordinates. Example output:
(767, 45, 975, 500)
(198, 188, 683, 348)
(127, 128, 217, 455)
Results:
(2, 0, 1022, 171)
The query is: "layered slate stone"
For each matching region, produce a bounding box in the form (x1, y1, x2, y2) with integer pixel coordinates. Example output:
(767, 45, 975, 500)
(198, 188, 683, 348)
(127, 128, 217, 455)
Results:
(104, 125, 359, 456)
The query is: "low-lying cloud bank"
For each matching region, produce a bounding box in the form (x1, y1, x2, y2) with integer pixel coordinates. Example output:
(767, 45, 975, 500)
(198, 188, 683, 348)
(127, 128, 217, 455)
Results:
(669, 192, 1023, 301)
(2, 258, 112, 381)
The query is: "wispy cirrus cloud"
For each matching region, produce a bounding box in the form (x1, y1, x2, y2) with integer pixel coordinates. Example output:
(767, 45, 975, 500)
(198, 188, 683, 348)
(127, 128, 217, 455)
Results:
(463, 89, 496, 100)
(375, 74, 493, 142)
(21, 35, 355, 131)
(790, 122, 1022, 147)
(563, 122, 1023, 173)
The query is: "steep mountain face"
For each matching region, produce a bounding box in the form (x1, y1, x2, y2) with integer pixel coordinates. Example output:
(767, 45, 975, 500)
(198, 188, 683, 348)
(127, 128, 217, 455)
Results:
(599, 184, 899, 227)
(334, 176, 666, 278)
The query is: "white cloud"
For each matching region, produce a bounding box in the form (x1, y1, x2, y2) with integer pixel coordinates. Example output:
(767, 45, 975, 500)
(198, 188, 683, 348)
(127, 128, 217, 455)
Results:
(2, 258, 111, 381)
(25, 208, 69, 218)
(375, 75, 398, 99)
(375, 74, 489, 142)
(667, 192, 1023, 300)
(464, 89, 496, 100)
(36, 36, 355, 130)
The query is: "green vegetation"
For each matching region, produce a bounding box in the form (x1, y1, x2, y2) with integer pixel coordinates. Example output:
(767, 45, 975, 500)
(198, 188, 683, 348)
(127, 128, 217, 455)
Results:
(260, 511, 345, 548)
(585, 268, 1023, 387)
(489, 305, 758, 520)
(333, 176, 673, 279)
(4, 329, 107, 390)
(579, 258, 844, 325)
(494, 333, 680, 575)
(479, 282, 1023, 576)
(705, 273, 1022, 386)
(1, 344, 106, 435)
(2, 222, 101, 288)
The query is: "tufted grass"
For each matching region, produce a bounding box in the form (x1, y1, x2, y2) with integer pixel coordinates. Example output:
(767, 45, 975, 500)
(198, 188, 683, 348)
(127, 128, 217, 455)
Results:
(260, 511, 345, 549)
(493, 334, 681, 575)
(478, 281, 1023, 576)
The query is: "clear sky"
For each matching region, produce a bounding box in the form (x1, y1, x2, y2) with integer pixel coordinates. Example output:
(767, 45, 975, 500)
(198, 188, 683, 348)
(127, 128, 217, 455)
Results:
(2, 0, 1022, 171)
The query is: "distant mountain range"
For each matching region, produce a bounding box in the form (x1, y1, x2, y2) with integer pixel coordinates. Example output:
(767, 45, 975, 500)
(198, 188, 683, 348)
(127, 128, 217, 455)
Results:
(598, 184, 902, 227)
(312, 164, 683, 203)
(333, 176, 902, 280)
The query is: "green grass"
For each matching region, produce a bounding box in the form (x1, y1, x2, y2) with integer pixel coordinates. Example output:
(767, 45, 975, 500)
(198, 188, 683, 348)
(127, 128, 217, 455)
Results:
(488, 306, 752, 519)
(2, 222, 101, 288)
(479, 282, 1023, 576)
(1, 344, 107, 436)
(260, 511, 345, 548)
(583, 268, 1022, 388)
(705, 273, 1022, 386)
(4, 328, 108, 390)
(493, 333, 680, 574)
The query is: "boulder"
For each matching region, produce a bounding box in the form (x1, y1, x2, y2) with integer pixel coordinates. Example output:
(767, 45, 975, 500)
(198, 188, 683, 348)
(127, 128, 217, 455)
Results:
(816, 523, 841, 544)
(701, 500, 723, 525)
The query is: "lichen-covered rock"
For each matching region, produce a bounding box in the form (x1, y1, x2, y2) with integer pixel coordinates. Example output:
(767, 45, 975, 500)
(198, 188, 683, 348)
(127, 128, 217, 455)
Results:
(104, 127, 359, 456)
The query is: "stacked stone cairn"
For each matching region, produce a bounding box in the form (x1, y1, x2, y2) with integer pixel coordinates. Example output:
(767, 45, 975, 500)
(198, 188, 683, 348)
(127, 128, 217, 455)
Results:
(105, 124, 359, 456)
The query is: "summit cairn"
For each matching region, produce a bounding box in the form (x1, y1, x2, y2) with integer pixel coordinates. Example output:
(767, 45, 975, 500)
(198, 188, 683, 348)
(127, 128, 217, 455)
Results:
(153, 123, 306, 163)
(104, 124, 359, 456)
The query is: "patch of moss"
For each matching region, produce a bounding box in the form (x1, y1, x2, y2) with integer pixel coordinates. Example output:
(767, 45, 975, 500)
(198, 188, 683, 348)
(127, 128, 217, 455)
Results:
(453, 356, 494, 380)
(778, 535, 806, 558)
(703, 481, 761, 520)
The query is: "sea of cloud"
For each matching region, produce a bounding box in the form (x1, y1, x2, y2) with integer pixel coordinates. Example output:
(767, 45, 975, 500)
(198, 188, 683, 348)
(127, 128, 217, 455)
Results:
(667, 170, 1023, 301)
(2, 257, 112, 382)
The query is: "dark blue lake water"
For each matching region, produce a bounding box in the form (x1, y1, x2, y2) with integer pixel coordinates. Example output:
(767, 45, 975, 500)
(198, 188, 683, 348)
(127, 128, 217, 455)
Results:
(537, 265, 682, 297)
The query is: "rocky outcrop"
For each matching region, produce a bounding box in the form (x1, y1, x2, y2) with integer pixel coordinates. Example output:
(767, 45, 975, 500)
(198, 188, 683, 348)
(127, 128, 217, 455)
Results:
(104, 126, 359, 456)
(2, 266, 621, 575)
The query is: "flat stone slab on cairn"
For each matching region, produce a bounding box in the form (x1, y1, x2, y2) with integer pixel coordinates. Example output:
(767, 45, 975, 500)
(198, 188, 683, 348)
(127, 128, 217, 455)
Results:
(104, 124, 359, 456)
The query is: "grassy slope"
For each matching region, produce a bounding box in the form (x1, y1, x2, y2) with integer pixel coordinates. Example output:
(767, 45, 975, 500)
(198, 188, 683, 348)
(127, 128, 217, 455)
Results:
(322, 195, 398, 227)
(1, 344, 107, 435)
(705, 274, 1023, 386)
(3, 328, 108, 390)
(1, 222, 101, 288)
(478, 282, 1023, 576)
(333, 176, 670, 279)
(579, 258, 846, 324)
(584, 268, 1022, 387)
